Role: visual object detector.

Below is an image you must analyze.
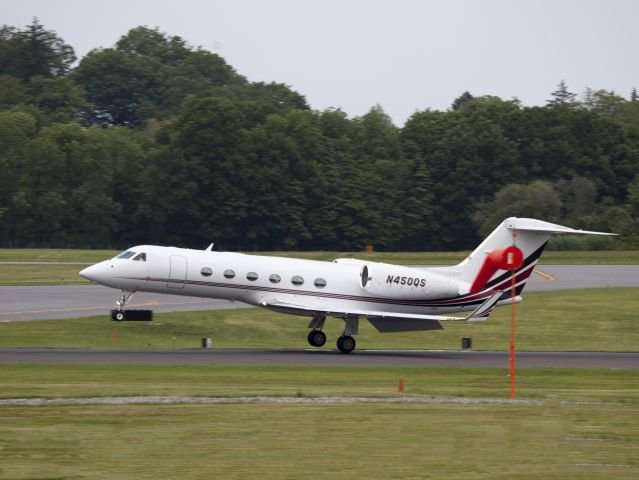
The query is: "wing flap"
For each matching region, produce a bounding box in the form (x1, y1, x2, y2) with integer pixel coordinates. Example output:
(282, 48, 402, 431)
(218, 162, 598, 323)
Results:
(367, 317, 443, 332)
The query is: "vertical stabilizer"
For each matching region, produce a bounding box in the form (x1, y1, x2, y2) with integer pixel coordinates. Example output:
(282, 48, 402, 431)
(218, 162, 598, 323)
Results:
(431, 217, 614, 295)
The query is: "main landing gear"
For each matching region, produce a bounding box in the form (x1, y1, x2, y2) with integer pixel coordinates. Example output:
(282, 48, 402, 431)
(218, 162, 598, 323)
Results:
(306, 315, 359, 353)
(110, 290, 153, 322)
(307, 329, 326, 347)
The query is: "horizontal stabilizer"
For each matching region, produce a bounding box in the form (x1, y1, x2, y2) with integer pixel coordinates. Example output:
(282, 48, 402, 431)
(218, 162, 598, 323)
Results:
(506, 218, 617, 236)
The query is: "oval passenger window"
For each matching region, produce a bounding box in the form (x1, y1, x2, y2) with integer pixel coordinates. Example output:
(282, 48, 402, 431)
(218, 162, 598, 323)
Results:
(200, 267, 213, 277)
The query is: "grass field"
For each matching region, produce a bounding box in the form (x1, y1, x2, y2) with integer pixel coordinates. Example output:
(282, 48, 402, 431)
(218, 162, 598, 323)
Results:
(2, 248, 639, 286)
(1, 364, 638, 402)
(1, 288, 637, 352)
(0, 365, 637, 479)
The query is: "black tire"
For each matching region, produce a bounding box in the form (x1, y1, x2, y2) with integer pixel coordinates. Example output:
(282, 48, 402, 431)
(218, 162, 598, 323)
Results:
(337, 335, 356, 353)
(111, 309, 153, 321)
(307, 330, 326, 347)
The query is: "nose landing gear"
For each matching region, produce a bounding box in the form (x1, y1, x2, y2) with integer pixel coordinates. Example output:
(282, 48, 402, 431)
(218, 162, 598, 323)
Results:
(110, 290, 153, 321)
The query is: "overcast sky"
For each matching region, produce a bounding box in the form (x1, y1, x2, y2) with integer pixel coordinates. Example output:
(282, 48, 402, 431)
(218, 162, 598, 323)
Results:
(4, 0, 638, 125)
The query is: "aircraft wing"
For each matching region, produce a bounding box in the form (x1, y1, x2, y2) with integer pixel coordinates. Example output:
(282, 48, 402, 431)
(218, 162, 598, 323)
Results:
(260, 291, 503, 333)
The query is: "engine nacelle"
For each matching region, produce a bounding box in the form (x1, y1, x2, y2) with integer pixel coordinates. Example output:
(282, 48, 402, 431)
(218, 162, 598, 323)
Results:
(359, 262, 461, 300)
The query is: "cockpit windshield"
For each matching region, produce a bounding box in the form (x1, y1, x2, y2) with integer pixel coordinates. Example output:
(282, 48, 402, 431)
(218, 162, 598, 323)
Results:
(116, 250, 136, 259)
(132, 252, 146, 261)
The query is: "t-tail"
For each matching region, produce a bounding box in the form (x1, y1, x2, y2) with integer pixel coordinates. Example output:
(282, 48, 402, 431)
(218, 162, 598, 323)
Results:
(432, 217, 615, 298)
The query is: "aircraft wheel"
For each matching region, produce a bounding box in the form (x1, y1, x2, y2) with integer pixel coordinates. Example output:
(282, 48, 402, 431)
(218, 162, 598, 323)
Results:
(113, 311, 125, 321)
(307, 330, 326, 347)
(337, 335, 356, 353)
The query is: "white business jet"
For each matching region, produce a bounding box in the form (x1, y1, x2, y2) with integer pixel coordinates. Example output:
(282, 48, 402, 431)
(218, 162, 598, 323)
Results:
(79, 218, 613, 353)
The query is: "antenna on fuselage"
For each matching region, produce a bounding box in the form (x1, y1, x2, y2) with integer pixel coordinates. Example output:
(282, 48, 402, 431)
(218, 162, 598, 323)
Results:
(205, 243, 214, 251)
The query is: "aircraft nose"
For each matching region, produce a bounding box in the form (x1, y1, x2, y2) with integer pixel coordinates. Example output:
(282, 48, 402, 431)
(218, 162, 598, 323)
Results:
(79, 261, 110, 284)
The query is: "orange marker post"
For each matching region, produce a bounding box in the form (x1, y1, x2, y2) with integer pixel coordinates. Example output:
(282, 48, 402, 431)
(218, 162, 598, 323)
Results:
(111, 329, 118, 341)
(510, 270, 516, 398)
(509, 232, 520, 399)
(398, 378, 404, 393)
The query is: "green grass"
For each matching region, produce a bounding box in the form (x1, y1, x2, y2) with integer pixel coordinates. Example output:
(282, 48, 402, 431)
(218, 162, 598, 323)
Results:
(1, 289, 638, 352)
(537, 250, 639, 264)
(0, 402, 635, 479)
(0, 364, 638, 402)
(0, 263, 91, 285)
(0, 248, 118, 262)
(0, 365, 637, 479)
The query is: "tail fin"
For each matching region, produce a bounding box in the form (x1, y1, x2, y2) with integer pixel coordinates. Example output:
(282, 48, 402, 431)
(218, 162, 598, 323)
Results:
(433, 217, 615, 296)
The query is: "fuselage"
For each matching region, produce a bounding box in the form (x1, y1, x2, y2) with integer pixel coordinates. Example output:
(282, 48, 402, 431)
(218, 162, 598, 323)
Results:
(80, 245, 493, 316)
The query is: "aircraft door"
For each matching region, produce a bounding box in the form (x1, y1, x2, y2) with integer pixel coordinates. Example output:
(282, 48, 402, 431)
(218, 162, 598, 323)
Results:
(168, 255, 187, 289)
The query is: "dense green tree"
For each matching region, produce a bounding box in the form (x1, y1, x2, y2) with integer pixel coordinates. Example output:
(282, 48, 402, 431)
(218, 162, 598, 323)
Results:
(402, 97, 522, 248)
(73, 48, 164, 126)
(473, 180, 563, 236)
(628, 172, 639, 205)
(555, 176, 598, 220)
(242, 110, 325, 248)
(155, 96, 251, 247)
(26, 76, 90, 123)
(0, 110, 38, 243)
(74, 26, 245, 126)
(0, 74, 28, 108)
(115, 26, 189, 65)
(0, 19, 75, 81)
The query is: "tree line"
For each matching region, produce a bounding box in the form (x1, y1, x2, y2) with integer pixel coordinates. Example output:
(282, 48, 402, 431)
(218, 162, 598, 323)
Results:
(1, 20, 639, 251)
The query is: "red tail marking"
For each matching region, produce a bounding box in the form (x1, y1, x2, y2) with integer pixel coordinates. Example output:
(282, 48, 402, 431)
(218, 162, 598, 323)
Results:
(470, 246, 523, 294)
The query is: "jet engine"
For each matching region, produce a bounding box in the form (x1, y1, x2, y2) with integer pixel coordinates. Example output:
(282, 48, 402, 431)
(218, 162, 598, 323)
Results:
(357, 262, 461, 300)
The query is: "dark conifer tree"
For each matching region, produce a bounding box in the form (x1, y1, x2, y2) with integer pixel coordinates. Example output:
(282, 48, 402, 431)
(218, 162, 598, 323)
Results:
(548, 79, 577, 105)
(451, 91, 474, 110)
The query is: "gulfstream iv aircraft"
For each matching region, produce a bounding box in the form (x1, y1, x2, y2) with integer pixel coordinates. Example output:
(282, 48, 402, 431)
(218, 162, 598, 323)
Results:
(80, 218, 613, 353)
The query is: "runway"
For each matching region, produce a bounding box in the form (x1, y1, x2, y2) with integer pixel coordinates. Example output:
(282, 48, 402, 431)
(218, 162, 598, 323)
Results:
(0, 285, 251, 321)
(2, 265, 638, 321)
(0, 348, 637, 368)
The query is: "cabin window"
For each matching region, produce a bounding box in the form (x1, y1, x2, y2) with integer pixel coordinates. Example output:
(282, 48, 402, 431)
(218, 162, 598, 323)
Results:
(200, 267, 213, 277)
(132, 252, 146, 262)
(269, 274, 281, 283)
(314, 278, 327, 288)
(224, 269, 235, 279)
(291, 275, 304, 286)
(117, 250, 136, 260)
(247, 272, 258, 281)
